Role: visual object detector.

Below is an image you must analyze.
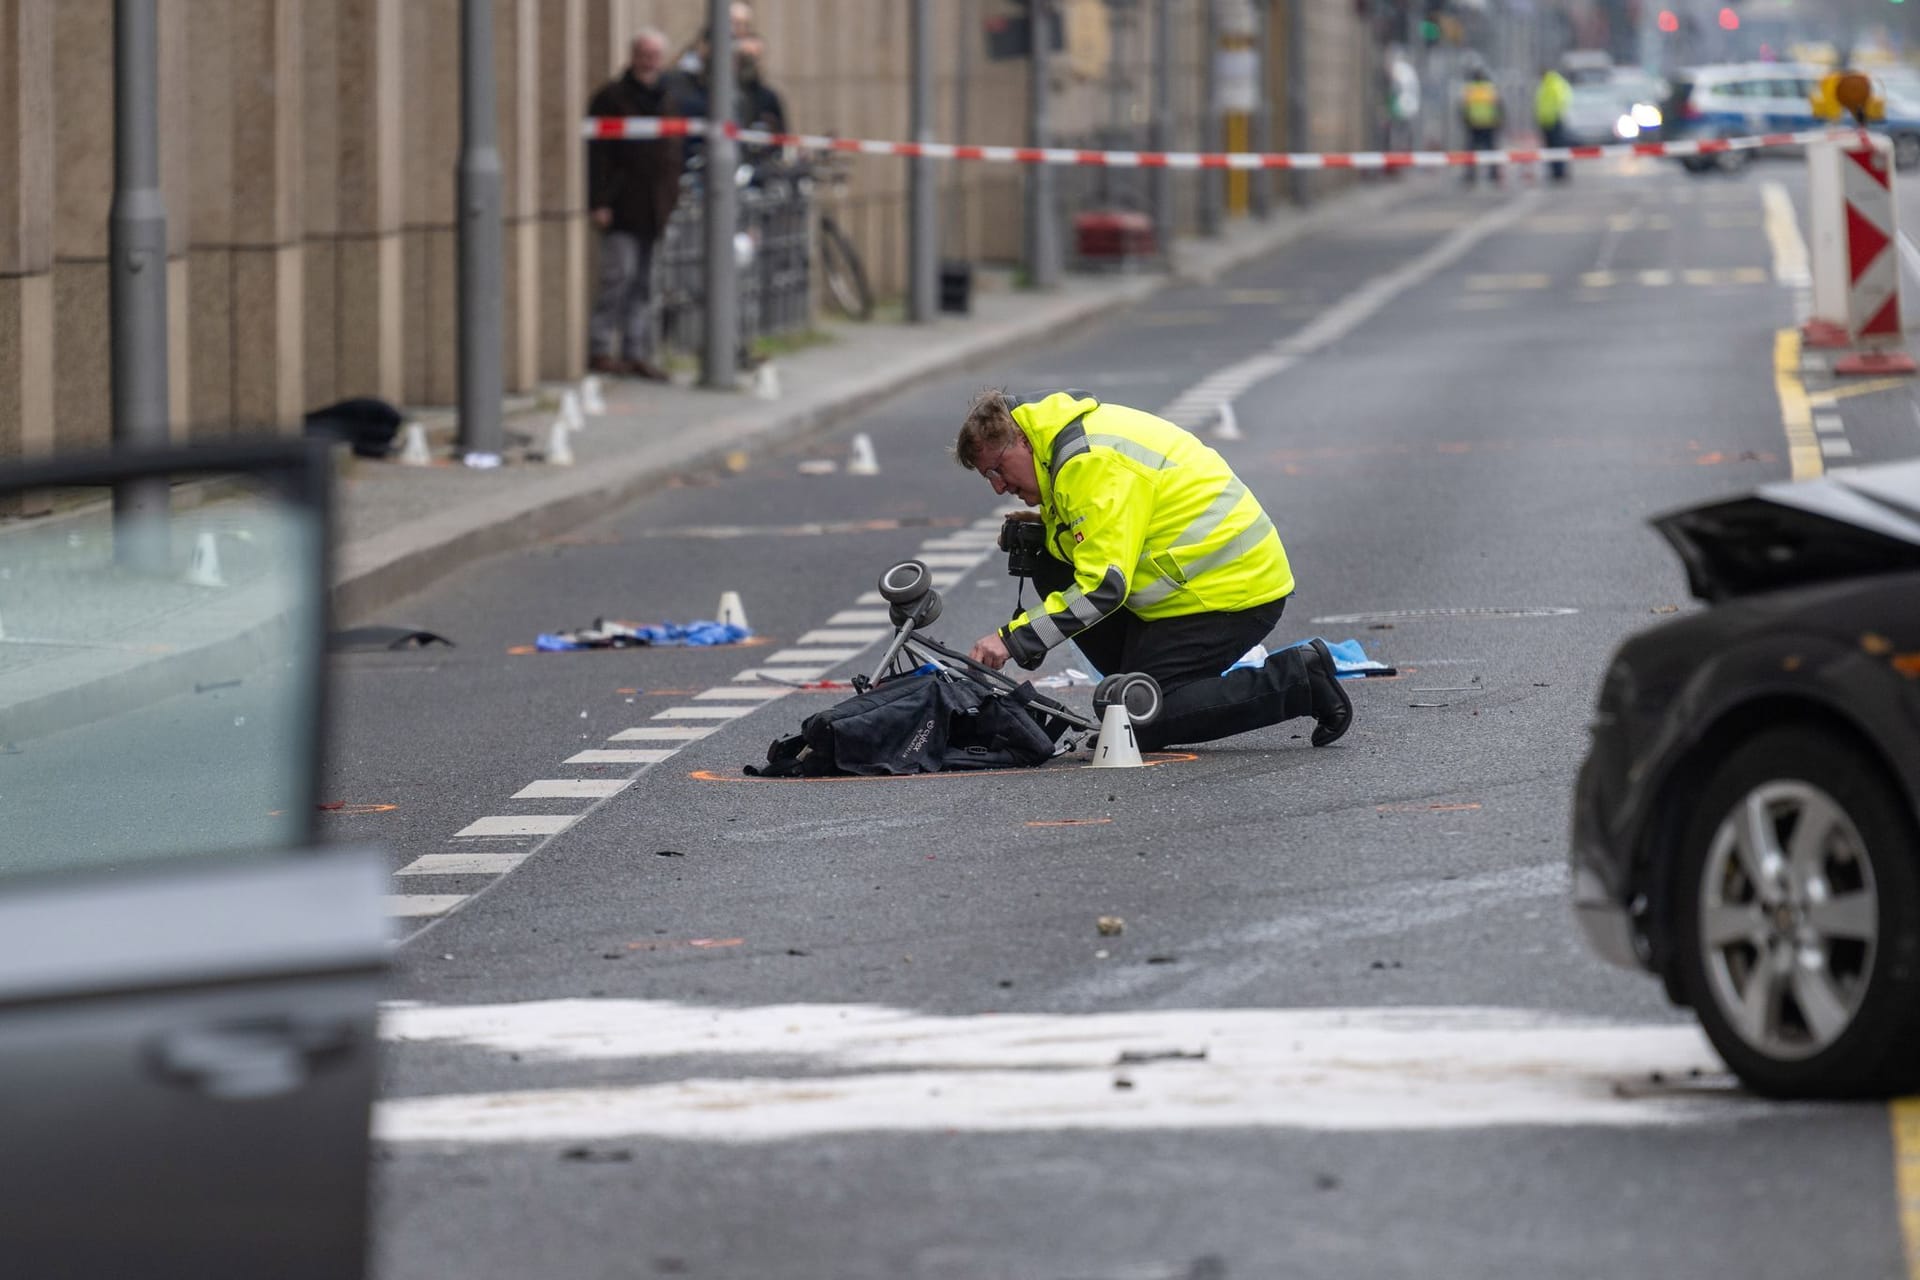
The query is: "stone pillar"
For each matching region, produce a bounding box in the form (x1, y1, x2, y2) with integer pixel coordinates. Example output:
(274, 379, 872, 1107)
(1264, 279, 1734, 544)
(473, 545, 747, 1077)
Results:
(159, 0, 191, 436)
(186, 0, 234, 438)
(538, 0, 585, 381)
(401, 0, 458, 405)
(301, 0, 341, 408)
(52, 0, 114, 453)
(335, 0, 404, 404)
(0, 0, 54, 510)
(230, 0, 305, 432)
(498, 0, 541, 392)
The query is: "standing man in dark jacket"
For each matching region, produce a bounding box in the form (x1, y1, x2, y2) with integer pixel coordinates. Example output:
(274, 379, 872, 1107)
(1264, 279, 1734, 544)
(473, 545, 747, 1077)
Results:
(587, 29, 682, 381)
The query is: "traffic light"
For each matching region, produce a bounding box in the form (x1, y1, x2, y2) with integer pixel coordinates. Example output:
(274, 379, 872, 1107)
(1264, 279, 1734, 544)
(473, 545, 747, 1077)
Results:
(1657, 10, 1679, 33)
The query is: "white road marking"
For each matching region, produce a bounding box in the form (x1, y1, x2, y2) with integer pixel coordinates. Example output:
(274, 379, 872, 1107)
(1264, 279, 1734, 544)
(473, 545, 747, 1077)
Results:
(1813, 414, 1844, 434)
(855, 590, 887, 605)
(565, 748, 675, 764)
(911, 553, 990, 568)
(512, 779, 631, 799)
(929, 573, 964, 588)
(397, 852, 530, 875)
(795, 629, 888, 645)
(384, 895, 468, 918)
(828, 610, 892, 625)
(454, 815, 579, 838)
(734, 665, 829, 682)
(692, 686, 792, 701)
(608, 725, 717, 740)
(1637, 269, 1672, 287)
(653, 706, 750, 720)
(918, 537, 998, 551)
(374, 1002, 1773, 1145)
(766, 647, 864, 663)
(1821, 437, 1855, 458)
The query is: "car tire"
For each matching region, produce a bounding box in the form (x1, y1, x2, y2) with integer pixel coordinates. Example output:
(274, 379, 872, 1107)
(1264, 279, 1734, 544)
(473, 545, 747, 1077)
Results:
(1672, 727, 1920, 1098)
(1895, 133, 1920, 173)
(1680, 156, 1711, 175)
(1714, 148, 1752, 175)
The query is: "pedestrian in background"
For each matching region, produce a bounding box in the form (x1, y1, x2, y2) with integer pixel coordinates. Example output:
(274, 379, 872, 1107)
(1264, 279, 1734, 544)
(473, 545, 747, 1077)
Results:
(1536, 64, 1573, 184)
(586, 30, 683, 381)
(1460, 62, 1503, 187)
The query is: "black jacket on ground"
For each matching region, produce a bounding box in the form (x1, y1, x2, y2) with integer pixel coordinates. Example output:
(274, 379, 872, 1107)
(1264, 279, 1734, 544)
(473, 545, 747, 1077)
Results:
(586, 72, 683, 241)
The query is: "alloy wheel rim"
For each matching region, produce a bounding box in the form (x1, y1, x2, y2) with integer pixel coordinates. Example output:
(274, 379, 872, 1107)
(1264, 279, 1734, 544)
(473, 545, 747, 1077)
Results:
(1699, 780, 1878, 1062)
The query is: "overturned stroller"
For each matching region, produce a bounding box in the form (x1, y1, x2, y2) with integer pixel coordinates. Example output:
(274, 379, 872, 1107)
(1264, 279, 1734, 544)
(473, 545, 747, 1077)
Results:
(745, 559, 1163, 777)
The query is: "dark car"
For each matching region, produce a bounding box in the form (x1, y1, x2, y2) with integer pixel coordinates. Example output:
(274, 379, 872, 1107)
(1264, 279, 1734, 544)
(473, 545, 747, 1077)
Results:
(1571, 461, 1920, 1098)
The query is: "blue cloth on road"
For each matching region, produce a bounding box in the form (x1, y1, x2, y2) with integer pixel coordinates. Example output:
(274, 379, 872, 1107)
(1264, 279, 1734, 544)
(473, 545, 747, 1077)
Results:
(1222, 636, 1395, 679)
(536, 619, 752, 651)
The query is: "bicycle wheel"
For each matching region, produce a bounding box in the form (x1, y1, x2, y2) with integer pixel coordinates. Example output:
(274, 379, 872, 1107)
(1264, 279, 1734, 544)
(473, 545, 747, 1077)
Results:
(819, 214, 874, 321)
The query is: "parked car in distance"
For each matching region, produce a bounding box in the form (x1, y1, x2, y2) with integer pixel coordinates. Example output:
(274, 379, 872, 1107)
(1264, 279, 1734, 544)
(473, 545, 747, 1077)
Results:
(1663, 62, 1920, 172)
(1571, 461, 1920, 1098)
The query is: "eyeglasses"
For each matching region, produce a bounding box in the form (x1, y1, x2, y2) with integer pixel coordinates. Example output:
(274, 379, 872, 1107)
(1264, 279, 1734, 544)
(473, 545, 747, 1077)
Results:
(977, 443, 1019, 487)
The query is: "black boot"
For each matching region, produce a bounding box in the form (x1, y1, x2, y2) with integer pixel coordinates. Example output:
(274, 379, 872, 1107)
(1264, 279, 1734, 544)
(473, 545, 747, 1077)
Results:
(1305, 638, 1353, 747)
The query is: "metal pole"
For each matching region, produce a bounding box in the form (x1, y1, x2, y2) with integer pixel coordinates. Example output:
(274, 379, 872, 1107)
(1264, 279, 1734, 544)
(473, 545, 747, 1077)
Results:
(1149, 0, 1172, 261)
(1025, 0, 1061, 288)
(110, 0, 170, 572)
(1250, 0, 1272, 219)
(457, 0, 503, 458)
(1199, 0, 1222, 237)
(702, 0, 739, 386)
(1284, 0, 1309, 206)
(909, 0, 937, 323)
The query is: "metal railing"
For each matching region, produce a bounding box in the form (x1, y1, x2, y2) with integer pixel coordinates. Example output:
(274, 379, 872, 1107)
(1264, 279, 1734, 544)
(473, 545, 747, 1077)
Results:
(653, 173, 815, 360)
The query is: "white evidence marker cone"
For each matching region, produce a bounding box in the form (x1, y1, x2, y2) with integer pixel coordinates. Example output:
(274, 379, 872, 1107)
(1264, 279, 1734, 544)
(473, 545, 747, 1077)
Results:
(752, 361, 781, 401)
(580, 375, 607, 416)
(716, 590, 750, 630)
(847, 432, 881, 476)
(560, 389, 586, 431)
(397, 421, 432, 466)
(1214, 403, 1244, 442)
(543, 418, 575, 466)
(185, 532, 226, 588)
(1087, 702, 1144, 769)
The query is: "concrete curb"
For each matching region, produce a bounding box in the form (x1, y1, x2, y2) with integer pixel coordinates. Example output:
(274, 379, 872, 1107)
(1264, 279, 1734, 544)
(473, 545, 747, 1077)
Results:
(333, 180, 1432, 624)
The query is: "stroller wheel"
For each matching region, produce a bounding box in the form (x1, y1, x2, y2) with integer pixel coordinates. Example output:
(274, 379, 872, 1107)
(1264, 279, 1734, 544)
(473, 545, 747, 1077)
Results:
(878, 559, 932, 604)
(888, 589, 942, 630)
(1111, 672, 1162, 725)
(1091, 674, 1123, 718)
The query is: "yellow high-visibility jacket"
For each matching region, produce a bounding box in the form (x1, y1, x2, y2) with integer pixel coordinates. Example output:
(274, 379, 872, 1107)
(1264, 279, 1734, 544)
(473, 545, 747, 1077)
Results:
(1536, 70, 1572, 128)
(997, 392, 1294, 669)
(1462, 80, 1502, 130)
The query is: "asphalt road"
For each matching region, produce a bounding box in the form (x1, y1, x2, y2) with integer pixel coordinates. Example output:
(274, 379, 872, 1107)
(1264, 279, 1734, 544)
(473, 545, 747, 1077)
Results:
(336, 158, 1917, 1280)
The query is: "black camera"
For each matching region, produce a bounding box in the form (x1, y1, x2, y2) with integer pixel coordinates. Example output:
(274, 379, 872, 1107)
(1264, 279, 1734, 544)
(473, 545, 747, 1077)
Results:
(1002, 516, 1047, 578)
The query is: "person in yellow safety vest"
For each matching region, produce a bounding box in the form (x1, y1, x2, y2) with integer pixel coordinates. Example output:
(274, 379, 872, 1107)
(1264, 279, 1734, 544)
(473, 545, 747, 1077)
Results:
(1460, 65, 1504, 187)
(955, 390, 1353, 750)
(1536, 65, 1574, 183)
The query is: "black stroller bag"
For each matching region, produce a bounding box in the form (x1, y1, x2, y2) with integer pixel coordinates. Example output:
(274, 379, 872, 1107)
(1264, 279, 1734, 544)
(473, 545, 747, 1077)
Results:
(748, 672, 1060, 777)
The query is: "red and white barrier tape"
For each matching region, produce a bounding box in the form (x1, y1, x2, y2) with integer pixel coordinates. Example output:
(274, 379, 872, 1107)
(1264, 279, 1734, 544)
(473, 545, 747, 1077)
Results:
(584, 116, 1862, 171)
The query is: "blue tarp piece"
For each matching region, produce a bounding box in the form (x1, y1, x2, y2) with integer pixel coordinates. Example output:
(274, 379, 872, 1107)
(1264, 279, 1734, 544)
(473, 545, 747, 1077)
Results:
(1224, 637, 1396, 679)
(535, 619, 752, 652)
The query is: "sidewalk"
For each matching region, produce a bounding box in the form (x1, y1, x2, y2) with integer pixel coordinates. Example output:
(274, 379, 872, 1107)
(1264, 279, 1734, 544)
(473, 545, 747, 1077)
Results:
(0, 180, 1426, 745)
(333, 179, 1420, 623)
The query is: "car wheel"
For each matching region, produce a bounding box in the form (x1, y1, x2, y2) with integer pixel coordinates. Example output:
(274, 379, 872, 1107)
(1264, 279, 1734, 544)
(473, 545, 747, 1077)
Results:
(1896, 133, 1920, 173)
(1680, 156, 1710, 175)
(1673, 727, 1920, 1098)
(1714, 148, 1752, 175)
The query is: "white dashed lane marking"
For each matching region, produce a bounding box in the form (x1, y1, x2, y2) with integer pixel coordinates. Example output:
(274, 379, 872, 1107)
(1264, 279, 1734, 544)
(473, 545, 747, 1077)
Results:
(692, 686, 793, 701)
(564, 748, 675, 764)
(651, 706, 753, 720)
(398, 853, 530, 875)
(735, 665, 829, 682)
(765, 647, 865, 663)
(795, 629, 890, 645)
(385, 894, 469, 918)
(608, 725, 720, 740)
(828, 609, 892, 625)
(1821, 437, 1855, 458)
(512, 779, 632, 798)
(454, 815, 578, 838)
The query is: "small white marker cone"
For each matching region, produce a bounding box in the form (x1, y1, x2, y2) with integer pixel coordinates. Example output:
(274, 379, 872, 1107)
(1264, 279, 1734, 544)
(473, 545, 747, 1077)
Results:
(397, 421, 432, 466)
(185, 531, 226, 588)
(580, 375, 607, 416)
(716, 590, 750, 631)
(560, 388, 586, 431)
(1087, 702, 1144, 769)
(1214, 403, 1244, 441)
(847, 432, 881, 476)
(543, 419, 575, 466)
(751, 361, 781, 401)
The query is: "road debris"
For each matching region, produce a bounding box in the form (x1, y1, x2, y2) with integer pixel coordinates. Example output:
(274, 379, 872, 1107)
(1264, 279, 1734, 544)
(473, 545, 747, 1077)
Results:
(1096, 916, 1125, 936)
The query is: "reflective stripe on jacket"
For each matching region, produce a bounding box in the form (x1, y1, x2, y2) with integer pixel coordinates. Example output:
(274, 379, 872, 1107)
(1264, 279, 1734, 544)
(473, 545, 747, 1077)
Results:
(997, 392, 1294, 670)
(1462, 81, 1501, 130)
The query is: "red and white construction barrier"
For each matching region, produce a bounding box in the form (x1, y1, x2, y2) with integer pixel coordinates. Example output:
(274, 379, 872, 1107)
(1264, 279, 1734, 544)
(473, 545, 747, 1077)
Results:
(1805, 132, 1915, 373)
(584, 116, 1857, 172)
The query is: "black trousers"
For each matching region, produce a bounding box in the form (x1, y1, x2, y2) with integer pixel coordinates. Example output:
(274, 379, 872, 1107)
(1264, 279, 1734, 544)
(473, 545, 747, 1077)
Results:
(1030, 555, 1316, 750)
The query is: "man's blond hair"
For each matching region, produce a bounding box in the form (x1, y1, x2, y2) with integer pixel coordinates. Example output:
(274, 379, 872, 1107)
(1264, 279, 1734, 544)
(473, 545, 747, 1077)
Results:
(954, 389, 1019, 470)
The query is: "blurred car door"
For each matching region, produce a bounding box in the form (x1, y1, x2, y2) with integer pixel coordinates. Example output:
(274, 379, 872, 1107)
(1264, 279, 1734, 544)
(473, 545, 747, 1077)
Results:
(0, 441, 386, 1280)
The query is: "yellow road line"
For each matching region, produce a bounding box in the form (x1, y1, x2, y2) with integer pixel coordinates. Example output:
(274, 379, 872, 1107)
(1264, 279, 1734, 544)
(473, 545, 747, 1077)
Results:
(1775, 329, 1823, 480)
(1893, 1098, 1920, 1280)
(1808, 376, 1913, 405)
(1761, 181, 1811, 285)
